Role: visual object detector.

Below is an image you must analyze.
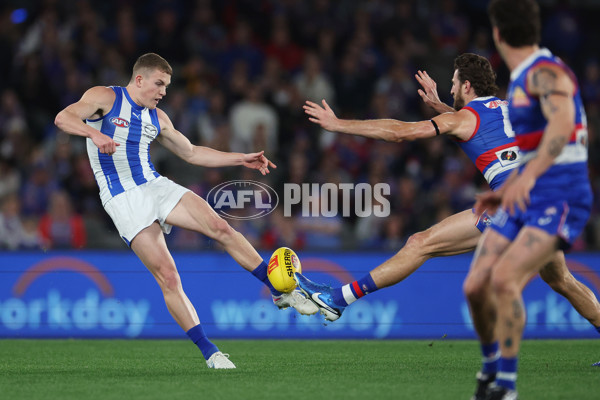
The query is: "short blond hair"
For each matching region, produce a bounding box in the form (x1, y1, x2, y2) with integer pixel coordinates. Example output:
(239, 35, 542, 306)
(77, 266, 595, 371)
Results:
(131, 53, 172, 81)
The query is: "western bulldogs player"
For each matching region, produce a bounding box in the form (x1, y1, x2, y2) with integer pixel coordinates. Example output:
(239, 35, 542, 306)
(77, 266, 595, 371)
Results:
(297, 52, 600, 374)
(462, 1, 596, 398)
(55, 53, 317, 369)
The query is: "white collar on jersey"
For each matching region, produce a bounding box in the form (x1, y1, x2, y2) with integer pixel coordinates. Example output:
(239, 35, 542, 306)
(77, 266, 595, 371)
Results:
(510, 47, 552, 81)
(470, 96, 496, 102)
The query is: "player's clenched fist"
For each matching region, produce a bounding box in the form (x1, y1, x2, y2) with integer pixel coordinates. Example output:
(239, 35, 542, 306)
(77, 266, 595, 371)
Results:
(91, 131, 120, 155)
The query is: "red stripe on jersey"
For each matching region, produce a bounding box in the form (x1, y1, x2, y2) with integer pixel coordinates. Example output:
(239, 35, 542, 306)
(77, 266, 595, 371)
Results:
(516, 124, 582, 151)
(352, 281, 364, 298)
(475, 142, 517, 172)
(458, 107, 481, 142)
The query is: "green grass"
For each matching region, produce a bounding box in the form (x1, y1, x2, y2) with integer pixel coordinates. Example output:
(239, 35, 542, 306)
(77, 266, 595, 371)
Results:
(0, 339, 599, 400)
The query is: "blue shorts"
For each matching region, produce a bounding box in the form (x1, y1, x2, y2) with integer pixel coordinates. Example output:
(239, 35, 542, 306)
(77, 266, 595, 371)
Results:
(474, 210, 492, 233)
(488, 193, 592, 250)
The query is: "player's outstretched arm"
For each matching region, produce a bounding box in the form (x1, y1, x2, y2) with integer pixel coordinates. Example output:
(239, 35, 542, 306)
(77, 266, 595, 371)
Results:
(54, 86, 120, 155)
(415, 70, 455, 114)
(304, 99, 476, 142)
(156, 109, 276, 173)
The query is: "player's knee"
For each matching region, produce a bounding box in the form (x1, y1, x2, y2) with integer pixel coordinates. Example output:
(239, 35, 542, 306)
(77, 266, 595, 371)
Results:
(155, 264, 181, 292)
(405, 230, 431, 255)
(491, 273, 518, 298)
(463, 276, 486, 302)
(208, 215, 235, 242)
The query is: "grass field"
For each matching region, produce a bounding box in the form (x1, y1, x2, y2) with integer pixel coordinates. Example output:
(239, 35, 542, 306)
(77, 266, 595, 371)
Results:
(0, 339, 599, 400)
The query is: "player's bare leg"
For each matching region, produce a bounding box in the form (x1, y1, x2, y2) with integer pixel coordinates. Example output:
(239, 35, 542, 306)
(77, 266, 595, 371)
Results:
(296, 209, 483, 321)
(539, 251, 600, 327)
(463, 228, 510, 400)
(166, 192, 263, 271)
(166, 192, 318, 315)
(371, 209, 481, 288)
(131, 222, 200, 330)
(489, 227, 558, 394)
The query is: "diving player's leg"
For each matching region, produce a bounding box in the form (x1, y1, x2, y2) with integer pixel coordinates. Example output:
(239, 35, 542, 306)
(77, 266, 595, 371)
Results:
(165, 191, 318, 315)
(371, 209, 482, 288)
(539, 250, 600, 329)
(295, 209, 482, 321)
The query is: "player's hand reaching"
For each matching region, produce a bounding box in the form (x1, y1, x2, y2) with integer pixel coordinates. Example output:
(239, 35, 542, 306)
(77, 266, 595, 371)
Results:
(474, 190, 502, 217)
(91, 131, 120, 155)
(304, 100, 340, 132)
(501, 172, 535, 215)
(243, 151, 277, 175)
(416, 70, 443, 108)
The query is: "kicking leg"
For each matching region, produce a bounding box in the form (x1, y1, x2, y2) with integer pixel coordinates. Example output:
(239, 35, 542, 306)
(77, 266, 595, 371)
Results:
(539, 251, 600, 328)
(166, 192, 317, 315)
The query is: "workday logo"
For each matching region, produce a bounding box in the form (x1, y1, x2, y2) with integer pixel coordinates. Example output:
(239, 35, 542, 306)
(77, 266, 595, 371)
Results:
(0, 257, 150, 337)
(207, 180, 279, 220)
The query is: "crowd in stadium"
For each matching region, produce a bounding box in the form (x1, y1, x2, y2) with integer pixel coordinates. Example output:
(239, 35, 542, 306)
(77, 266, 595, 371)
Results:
(1, 0, 599, 251)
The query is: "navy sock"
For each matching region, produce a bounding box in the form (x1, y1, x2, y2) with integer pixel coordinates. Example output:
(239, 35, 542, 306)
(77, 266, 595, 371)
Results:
(251, 260, 281, 296)
(480, 342, 499, 375)
(333, 273, 378, 306)
(496, 357, 518, 391)
(186, 324, 218, 360)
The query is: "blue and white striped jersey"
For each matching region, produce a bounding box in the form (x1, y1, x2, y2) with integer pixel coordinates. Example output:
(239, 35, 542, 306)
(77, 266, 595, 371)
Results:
(86, 86, 161, 205)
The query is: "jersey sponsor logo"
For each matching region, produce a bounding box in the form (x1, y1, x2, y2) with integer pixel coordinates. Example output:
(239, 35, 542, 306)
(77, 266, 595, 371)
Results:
(510, 86, 530, 107)
(143, 124, 158, 139)
(495, 145, 520, 167)
(110, 117, 130, 128)
(483, 99, 508, 109)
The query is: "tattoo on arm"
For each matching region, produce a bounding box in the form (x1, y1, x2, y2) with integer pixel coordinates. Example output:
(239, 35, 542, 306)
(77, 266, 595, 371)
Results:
(532, 67, 557, 95)
(547, 136, 567, 157)
(540, 95, 559, 114)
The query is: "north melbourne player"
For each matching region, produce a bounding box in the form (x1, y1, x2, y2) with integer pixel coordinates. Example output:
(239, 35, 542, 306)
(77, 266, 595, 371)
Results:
(55, 53, 317, 369)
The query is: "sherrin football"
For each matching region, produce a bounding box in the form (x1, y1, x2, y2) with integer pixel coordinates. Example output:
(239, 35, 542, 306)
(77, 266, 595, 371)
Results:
(267, 247, 302, 293)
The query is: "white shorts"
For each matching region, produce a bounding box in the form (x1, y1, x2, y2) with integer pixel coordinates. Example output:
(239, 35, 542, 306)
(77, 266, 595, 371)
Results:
(103, 176, 190, 245)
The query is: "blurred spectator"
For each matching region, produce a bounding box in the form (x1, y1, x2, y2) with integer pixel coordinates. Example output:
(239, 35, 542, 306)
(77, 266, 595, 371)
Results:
(1, 0, 598, 251)
(0, 194, 41, 250)
(229, 83, 278, 154)
(264, 15, 304, 73)
(294, 51, 335, 104)
(38, 190, 86, 249)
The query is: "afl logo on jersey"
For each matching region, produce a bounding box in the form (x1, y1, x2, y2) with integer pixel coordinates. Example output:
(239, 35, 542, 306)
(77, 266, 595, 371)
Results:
(110, 117, 130, 128)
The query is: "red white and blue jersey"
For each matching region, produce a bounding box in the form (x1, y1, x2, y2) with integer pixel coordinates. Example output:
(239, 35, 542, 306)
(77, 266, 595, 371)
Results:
(86, 86, 161, 205)
(455, 96, 520, 191)
(507, 48, 589, 193)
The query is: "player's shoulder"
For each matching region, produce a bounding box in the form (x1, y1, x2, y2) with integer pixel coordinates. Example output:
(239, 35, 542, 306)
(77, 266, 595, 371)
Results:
(81, 86, 117, 104)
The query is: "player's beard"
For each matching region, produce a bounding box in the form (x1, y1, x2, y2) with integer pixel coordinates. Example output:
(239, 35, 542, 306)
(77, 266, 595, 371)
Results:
(453, 92, 465, 111)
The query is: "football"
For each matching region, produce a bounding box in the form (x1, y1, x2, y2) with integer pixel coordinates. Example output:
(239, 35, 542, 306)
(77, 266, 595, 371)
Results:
(267, 247, 302, 293)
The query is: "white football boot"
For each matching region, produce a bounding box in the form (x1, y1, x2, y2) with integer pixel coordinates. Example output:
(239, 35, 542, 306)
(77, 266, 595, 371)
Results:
(272, 290, 319, 315)
(206, 351, 236, 369)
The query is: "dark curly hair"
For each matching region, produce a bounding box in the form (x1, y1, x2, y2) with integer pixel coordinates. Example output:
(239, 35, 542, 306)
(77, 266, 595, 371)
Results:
(454, 53, 498, 97)
(488, 0, 541, 47)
